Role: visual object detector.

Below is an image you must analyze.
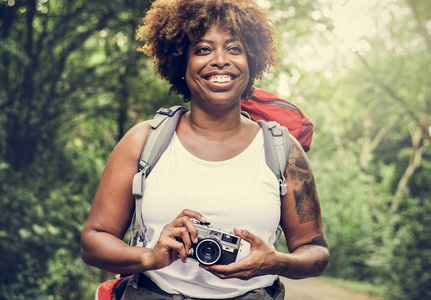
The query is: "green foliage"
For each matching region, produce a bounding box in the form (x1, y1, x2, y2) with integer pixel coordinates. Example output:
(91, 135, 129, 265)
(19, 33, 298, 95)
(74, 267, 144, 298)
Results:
(311, 149, 388, 281)
(274, 0, 431, 297)
(0, 0, 160, 298)
(387, 197, 431, 300)
(0, 125, 107, 298)
(0, 167, 55, 299)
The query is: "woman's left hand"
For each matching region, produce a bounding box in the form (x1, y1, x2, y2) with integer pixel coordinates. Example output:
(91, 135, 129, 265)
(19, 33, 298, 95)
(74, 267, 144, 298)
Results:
(200, 228, 279, 280)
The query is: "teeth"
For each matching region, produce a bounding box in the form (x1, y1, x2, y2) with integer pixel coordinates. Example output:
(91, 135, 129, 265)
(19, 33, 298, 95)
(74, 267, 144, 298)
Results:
(209, 76, 232, 83)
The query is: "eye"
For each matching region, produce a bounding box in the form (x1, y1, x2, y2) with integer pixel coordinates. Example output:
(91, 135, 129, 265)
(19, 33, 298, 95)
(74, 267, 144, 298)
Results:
(195, 46, 212, 55)
(227, 46, 243, 54)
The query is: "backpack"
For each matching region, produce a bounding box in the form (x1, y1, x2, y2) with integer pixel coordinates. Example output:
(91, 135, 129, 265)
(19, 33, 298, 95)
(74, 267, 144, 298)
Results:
(241, 87, 313, 152)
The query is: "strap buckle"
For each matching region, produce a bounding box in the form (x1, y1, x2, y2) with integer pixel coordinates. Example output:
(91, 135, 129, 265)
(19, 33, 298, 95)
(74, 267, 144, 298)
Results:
(279, 178, 287, 196)
(132, 172, 145, 197)
(156, 106, 185, 117)
(156, 107, 174, 116)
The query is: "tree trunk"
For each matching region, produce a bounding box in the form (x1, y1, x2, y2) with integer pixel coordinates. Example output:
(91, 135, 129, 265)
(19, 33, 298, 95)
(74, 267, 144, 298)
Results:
(391, 128, 426, 212)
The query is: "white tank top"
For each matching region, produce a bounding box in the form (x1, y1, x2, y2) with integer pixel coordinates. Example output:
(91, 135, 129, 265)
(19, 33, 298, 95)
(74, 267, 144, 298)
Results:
(141, 129, 280, 299)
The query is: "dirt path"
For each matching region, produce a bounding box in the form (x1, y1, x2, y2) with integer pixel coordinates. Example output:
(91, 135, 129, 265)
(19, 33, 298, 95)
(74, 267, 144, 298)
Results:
(280, 277, 384, 300)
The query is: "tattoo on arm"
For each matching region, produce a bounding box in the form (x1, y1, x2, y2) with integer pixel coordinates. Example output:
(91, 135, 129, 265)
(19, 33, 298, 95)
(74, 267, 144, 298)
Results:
(285, 138, 329, 274)
(314, 246, 330, 272)
(293, 182, 320, 223)
(311, 237, 330, 271)
(287, 139, 321, 224)
(299, 243, 330, 273)
(314, 257, 329, 272)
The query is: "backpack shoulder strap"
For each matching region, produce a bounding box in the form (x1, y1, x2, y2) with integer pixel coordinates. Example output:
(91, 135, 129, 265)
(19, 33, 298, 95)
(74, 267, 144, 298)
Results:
(130, 106, 188, 248)
(257, 120, 290, 196)
(138, 106, 188, 173)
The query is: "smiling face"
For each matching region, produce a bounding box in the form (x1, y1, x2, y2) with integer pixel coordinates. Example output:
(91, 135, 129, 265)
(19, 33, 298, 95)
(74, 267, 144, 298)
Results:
(185, 25, 250, 109)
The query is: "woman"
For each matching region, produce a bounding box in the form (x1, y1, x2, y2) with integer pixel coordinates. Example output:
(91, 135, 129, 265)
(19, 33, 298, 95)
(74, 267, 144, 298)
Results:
(81, 0, 329, 299)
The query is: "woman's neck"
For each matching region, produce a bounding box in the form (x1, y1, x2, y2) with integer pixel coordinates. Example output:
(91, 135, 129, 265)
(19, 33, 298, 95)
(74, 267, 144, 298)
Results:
(186, 101, 243, 139)
(175, 100, 259, 161)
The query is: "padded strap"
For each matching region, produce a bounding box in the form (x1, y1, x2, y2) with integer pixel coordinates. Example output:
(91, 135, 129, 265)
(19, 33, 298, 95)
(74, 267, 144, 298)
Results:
(131, 106, 188, 247)
(130, 171, 147, 246)
(139, 106, 188, 173)
(257, 120, 290, 196)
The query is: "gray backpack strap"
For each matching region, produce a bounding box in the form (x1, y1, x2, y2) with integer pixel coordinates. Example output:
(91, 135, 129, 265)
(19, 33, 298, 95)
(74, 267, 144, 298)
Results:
(257, 120, 290, 196)
(257, 120, 290, 251)
(139, 106, 188, 173)
(130, 106, 188, 248)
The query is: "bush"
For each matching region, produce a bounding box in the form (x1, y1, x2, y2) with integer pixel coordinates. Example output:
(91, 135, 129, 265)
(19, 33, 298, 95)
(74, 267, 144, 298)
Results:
(387, 197, 431, 300)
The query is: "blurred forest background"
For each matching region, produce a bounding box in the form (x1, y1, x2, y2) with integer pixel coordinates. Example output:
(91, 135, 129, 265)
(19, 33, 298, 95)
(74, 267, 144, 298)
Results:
(0, 0, 430, 299)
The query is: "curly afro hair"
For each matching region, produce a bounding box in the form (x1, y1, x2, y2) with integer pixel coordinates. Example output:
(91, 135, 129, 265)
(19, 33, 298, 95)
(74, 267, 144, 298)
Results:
(136, 0, 276, 101)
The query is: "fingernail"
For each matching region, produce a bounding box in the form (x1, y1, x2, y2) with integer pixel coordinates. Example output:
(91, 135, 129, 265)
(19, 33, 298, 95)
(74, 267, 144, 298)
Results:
(201, 216, 207, 222)
(234, 228, 242, 233)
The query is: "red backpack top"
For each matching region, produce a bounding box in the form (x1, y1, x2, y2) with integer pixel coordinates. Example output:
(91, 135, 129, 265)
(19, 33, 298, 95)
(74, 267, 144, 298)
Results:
(241, 87, 314, 152)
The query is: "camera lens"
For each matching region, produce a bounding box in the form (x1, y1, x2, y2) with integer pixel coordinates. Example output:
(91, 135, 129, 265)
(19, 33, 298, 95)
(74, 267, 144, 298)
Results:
(196, 239, 221, 265)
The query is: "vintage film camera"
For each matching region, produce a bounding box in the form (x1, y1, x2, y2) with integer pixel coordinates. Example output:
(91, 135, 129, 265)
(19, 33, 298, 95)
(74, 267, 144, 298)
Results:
(184, 220, 250, 266)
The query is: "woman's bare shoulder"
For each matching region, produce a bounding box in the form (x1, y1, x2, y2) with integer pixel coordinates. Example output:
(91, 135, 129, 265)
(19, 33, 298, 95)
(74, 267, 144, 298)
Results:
(112, 120, 152, 161)
(124, 120, 152, 142)
(287, 134, 312, 172)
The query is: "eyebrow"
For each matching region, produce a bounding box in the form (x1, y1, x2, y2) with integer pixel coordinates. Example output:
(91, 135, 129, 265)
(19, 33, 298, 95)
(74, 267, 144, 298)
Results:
(193, 38, 241, 46)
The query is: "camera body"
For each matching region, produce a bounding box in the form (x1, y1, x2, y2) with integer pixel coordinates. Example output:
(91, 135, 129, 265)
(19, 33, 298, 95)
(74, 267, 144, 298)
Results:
(186, 220, 250, 266)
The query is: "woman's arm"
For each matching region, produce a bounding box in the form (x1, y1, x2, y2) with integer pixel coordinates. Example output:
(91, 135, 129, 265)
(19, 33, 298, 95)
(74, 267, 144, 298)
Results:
(80, 121, 153, 274)
(202, 135, 329, 279)
(276, 135, 329, 278)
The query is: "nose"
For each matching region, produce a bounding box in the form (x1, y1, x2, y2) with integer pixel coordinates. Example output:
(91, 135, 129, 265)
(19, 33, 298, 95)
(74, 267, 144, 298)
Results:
(210, 50, 230, 68)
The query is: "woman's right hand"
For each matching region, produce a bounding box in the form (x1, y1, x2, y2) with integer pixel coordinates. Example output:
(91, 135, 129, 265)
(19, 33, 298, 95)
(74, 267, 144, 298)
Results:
(145, 209, 207, 270)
